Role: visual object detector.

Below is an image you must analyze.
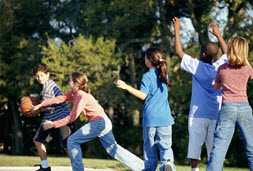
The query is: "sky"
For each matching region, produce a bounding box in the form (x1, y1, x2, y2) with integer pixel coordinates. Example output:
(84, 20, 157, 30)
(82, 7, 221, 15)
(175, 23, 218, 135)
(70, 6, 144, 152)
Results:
(179, 1, 228, 45)
(179, 1, 253, 46)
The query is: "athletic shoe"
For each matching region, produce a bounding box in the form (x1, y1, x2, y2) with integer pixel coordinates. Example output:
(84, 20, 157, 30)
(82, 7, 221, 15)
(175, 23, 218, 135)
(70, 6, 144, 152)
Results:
(35, 166, 51, 171)
(164, 164, 173, 171)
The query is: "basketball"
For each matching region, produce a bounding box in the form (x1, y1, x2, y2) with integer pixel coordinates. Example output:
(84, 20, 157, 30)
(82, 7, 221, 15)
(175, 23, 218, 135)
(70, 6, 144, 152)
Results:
(20, 96, 40, 117)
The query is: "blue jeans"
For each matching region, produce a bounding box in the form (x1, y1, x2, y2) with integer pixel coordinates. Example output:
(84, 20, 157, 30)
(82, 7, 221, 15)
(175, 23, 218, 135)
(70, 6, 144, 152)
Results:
(67, 115, 144, 171)
(207, 103, 253, 171)
(143, 126, 175, 171)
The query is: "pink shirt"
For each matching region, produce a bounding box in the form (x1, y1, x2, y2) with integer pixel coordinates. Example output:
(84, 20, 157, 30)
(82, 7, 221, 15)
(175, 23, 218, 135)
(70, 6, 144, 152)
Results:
(40, 90, 106, 128)
(216, 63, 253, 103)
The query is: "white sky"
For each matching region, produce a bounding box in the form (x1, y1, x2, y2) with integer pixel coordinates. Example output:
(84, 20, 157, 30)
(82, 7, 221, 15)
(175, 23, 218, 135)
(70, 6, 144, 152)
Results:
(179, 1, 253, 45)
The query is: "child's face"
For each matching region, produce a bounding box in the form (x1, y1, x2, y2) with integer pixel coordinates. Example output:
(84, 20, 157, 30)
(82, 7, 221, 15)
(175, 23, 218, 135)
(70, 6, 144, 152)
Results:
(145, 56, 153, 68)
(35, 71, 49, 85)
(69, 78, 79, 92)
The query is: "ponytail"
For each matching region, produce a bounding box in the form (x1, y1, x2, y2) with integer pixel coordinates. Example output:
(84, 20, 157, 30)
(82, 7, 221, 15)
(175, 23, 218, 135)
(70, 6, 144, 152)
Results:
(71, 72, 91, 93)
(145, 48, 170, 86)
(158, 59, 170, 85)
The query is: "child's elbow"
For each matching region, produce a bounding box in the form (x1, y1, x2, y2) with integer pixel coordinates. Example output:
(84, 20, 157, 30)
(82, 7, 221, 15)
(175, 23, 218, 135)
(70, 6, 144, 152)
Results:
(141, 94, 147, 101)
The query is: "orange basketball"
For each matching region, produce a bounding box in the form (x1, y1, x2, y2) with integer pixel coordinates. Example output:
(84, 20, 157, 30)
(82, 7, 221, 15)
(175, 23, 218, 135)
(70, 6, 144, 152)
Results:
(20, 96, 40, 117)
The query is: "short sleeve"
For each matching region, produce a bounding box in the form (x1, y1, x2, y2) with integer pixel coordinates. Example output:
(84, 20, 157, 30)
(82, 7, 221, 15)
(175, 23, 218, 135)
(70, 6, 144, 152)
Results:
(213, 54, 228, 70)
(180, 54, 200, 75)
(140, 74, 150, 95)
(53, 86, 63, 96)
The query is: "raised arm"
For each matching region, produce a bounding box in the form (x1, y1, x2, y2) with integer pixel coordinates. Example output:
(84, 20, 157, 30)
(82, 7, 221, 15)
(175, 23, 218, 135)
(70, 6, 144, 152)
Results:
(173, 17, 184, 59)
(116, 80, 147, 101)
(209, 23, 227, 54)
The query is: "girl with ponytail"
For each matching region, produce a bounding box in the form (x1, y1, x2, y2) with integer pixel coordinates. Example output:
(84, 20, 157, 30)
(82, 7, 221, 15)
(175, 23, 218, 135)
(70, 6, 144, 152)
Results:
(145, 48, 170, 86)
(33, 72, 144, 171)
(116, 47, 175, 171)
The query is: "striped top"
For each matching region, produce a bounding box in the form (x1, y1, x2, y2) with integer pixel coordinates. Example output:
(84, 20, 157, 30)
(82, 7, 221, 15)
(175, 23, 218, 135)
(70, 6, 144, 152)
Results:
(41, 80, 69, 121)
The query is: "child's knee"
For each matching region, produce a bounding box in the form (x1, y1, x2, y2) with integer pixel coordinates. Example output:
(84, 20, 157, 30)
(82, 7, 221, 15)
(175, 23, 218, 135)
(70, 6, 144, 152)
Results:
(104, 143, 118, 156)
(33, 139, 41, 145)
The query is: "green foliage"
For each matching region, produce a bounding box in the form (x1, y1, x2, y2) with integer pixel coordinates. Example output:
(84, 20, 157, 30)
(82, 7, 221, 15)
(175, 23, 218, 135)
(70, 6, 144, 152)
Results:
(41, 35, 121, 102)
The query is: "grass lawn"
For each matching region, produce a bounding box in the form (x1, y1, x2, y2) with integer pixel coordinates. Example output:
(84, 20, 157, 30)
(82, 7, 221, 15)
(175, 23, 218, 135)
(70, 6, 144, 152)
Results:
(0, 155, 248, 171)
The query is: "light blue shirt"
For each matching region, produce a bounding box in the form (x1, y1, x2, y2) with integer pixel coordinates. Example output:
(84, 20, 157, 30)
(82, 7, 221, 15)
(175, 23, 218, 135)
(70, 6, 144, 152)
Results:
(181, 54, 227, 120)
(140, 68, 174, 127)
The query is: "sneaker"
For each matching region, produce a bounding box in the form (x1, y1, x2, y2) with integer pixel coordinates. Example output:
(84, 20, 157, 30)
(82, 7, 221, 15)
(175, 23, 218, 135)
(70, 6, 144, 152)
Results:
(35, 166, 51, 171)
(164, 164, 173, 171)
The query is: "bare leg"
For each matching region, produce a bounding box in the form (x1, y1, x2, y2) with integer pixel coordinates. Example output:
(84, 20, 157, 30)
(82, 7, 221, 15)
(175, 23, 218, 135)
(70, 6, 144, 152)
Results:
(33, 140, 47, 160)
(191, 159, 199, 171)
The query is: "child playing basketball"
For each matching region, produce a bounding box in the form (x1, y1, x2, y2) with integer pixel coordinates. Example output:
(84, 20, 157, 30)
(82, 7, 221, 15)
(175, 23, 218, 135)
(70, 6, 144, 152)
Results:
(207, 36, 253, 171)
(173, 17, 227, 171)
(116, 47, 175, 171)
(33, 64, 71, 171)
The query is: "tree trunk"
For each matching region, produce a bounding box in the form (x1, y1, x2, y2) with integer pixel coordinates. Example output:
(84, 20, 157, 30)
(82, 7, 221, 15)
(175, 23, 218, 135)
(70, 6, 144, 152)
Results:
(129, 54, 137, 88)
(8, 99, 23, 154)
(129, 54, 140, 127)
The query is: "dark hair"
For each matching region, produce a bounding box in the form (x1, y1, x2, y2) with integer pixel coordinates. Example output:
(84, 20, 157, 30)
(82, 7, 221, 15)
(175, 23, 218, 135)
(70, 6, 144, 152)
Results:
(33, 64, 49, 75)
(145, 48, 170, 85)
(200, 42, 219, 63)
(71, 72, 90, 93)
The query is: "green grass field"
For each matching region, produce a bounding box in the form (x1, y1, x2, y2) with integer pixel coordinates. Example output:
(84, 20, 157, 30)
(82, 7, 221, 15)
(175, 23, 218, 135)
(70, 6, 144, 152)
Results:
(0, 155, 248, 171)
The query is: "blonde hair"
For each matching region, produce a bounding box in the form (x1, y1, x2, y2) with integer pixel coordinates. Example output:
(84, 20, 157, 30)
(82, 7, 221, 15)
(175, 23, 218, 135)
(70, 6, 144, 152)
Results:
(71, 72, 90, 93)
(227, 36, 250, 67)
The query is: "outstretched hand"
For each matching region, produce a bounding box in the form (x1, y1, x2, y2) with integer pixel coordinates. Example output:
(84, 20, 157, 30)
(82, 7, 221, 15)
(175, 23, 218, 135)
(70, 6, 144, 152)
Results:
(32, 104, 42, 111)
(115, 80, 128, 90)
(172, 17, 180, 32)
(209, 22, 221, 37)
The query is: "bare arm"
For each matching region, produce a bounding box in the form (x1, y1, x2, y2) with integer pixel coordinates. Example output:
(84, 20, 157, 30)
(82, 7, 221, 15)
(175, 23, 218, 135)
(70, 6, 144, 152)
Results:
(43, 94, 86, 130)
(116, 80, 147, 100)
(173, 17, 184, 59)
(210, 23, 227, 54)
(213, 68, 222, 90)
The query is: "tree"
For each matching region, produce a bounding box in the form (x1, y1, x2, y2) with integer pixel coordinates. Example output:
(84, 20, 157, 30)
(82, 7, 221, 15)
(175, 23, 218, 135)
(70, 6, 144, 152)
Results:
(0, 0, 53, 154)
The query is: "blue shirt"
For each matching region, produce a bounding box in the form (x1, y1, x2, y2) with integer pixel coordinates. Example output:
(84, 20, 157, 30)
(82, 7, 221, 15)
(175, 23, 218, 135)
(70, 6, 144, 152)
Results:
(41, 80, 70, 121)
(181, 54, 227, 120)
(140, 68, 174, 127)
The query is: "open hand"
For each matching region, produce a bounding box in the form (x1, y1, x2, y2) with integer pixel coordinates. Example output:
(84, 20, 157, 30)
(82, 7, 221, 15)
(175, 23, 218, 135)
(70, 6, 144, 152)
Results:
(209, 22, 221, 37)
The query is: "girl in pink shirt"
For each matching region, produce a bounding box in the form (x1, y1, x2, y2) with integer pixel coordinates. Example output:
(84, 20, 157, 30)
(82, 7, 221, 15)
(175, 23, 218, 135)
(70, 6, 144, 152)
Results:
(33, 72, 144, 171)
(207, 37, 253, 171)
